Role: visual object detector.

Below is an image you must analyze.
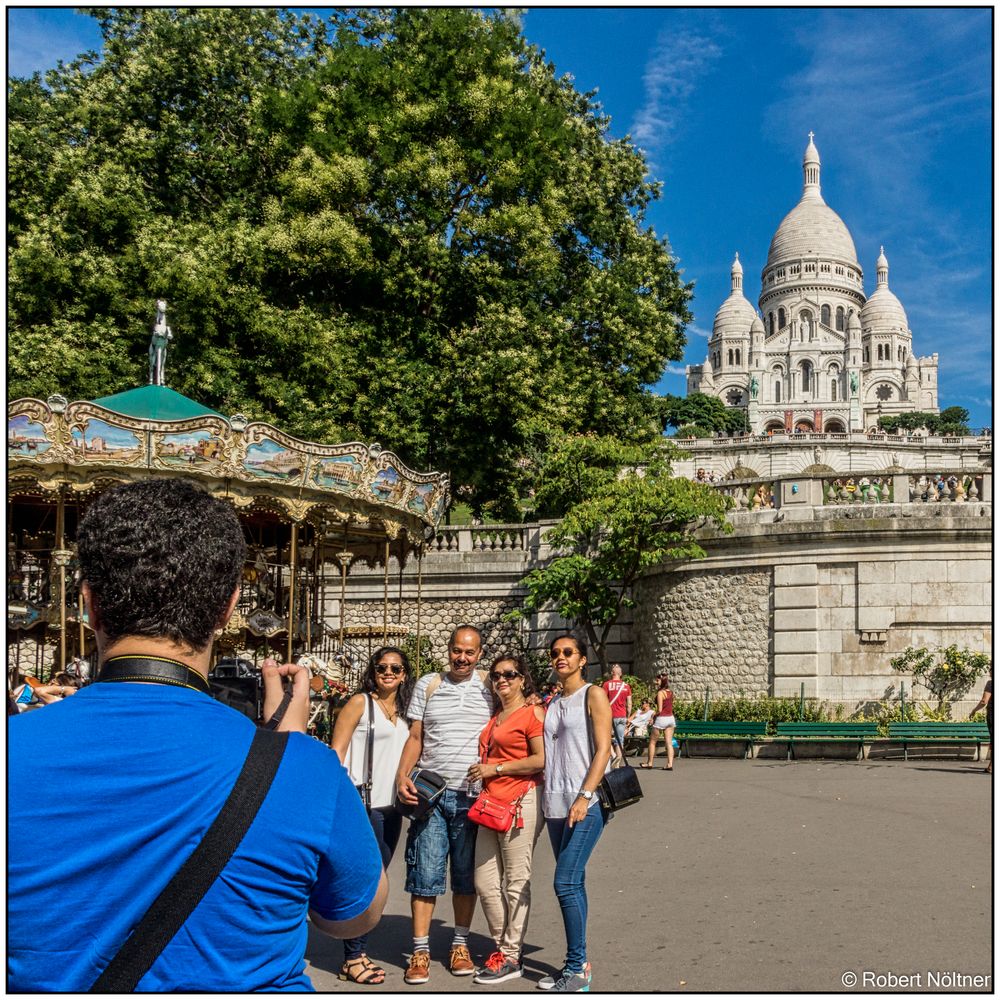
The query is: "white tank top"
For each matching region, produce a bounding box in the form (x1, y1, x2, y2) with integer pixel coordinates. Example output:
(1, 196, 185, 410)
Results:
(342, 695, 410, 809)
(542, 684, 609, 819)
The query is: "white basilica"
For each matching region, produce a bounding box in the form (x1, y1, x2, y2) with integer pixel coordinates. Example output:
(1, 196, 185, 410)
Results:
(686, 135, 939, 433)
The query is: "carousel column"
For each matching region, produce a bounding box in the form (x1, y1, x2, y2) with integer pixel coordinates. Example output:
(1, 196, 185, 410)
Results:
(53, 491, 72, 674)
(416, 544, 424, 675)
(337, 550, 352, 649)
(286, 522, 299, 663)
(382, 538, 390, 643)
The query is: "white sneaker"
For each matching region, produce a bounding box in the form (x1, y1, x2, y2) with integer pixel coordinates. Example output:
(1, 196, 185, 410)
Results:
(538, 963, 591, 990)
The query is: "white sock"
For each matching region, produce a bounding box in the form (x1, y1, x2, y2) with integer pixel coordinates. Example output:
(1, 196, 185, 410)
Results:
(452, 926, 470, 947)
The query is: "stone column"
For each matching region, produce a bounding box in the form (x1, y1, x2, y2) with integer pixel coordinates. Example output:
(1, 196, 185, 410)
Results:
(772, 563, 820, 698)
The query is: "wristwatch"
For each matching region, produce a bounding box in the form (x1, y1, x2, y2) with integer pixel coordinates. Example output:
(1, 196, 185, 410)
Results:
(495, 763, 505, 775)
(578, 789, 594, 800)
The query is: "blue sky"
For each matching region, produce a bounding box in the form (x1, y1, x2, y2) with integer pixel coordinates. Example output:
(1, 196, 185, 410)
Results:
(7, 7, 993, 429)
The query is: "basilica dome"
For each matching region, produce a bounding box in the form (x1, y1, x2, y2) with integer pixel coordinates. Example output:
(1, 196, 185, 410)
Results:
(860, 248, 908, 333)
(712, 253, 756, 337)
(765, 135, 859, 269)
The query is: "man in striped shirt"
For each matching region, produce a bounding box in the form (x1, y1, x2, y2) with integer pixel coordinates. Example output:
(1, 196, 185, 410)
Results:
(396, 625, 493, 984)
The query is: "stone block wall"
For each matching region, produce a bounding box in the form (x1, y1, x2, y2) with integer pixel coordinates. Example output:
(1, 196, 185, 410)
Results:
(633, 568, 771, 697)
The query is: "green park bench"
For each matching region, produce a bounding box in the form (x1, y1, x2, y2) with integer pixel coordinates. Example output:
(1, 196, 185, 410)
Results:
(674, 721, 769, 759)
(888, 722, 992, 760)
(775, 722, 879, 761)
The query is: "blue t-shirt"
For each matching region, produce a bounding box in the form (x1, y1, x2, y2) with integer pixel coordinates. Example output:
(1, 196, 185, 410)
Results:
(8, 683, 382, 992)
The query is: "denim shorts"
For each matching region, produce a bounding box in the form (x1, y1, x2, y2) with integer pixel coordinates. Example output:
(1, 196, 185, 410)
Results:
(404, 788, 478, 896)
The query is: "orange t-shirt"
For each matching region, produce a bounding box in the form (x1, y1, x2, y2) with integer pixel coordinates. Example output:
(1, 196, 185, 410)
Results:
(478, 703, 544, 800)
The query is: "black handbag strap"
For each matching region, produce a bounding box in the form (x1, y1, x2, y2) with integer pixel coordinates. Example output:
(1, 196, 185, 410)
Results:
(363, 695, 375, 802)
(90, 728, 290, 992)
(583, 684, 624, 760)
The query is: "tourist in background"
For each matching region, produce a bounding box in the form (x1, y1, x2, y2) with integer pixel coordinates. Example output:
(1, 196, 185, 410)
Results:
(468, 654, 546, 985)
(330, 646, 414, 984)
(539, 633, 612, 993)
(969, 677, 992, 774)
(644, 673, 676, 771)
(602, 663, 632, 762)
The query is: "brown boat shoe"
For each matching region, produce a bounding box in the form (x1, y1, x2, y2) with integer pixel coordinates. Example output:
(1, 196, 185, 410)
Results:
(449, 944, 475, 976)
(404, 950, 431, 985)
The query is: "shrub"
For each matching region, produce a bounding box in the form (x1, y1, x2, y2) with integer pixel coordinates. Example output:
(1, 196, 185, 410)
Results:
(890, 645, 990, 717)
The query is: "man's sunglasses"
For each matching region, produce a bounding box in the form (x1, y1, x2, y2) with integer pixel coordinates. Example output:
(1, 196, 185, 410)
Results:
(375, 663, 405, 676)
(490, 670, 523, 682)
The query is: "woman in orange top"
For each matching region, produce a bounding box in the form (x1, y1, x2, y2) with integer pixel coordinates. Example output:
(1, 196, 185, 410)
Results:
(466, 654, 545, 985)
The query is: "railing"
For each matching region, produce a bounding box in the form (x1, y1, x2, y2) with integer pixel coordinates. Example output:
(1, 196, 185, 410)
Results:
(714, 481, 776, 510)
(677, 432, 991, 449)
(431, 523, 532, 553)
(906, 474, 984, 504)
(823, 478, 894, 504)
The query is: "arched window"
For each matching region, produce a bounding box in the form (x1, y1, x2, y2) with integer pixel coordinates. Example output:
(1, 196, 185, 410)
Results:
(898, 346, 904, 362)
(863, 347, 869, 363)
(876, 344, 882, 361)
(836, 306, 845, 332)
(735, 348, 741, 366)
(821, 304, 831, 327)
(831, 379, 838, 401)
(774, 381, 781, 403)
(728, 348, 734, 365)
(769, 313, 775, 336)
(778, 307, 786, 329)
(799, 360, 813, 394)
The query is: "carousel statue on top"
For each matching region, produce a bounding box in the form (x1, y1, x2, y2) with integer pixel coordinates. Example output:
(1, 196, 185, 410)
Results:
(149, 299, 173, 386)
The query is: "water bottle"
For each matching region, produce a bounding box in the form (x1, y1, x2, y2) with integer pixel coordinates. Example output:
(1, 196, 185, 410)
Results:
(467, 776, 482, 797)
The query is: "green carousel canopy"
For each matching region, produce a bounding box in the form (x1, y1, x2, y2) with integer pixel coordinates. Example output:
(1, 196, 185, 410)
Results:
(92, 384, 223, 421)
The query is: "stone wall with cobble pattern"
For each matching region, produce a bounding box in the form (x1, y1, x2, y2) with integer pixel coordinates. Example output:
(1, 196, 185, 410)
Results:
(633, 568, 771, 697)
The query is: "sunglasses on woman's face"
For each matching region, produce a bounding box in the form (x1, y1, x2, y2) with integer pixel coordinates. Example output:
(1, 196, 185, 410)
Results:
(375, 663, 405, 676)
(550, 646, 577, 658)
(490, 670, 523, 682)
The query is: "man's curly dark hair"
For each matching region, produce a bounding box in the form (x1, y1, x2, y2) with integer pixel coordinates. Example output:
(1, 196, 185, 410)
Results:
(76, 478, 247, 651)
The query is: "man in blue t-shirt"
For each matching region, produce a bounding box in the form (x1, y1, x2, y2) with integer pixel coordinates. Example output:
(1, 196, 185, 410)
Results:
(8, 479, 386, 992)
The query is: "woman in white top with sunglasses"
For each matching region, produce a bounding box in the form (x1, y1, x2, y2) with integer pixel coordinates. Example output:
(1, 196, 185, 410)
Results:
(331, 646, 412, 985)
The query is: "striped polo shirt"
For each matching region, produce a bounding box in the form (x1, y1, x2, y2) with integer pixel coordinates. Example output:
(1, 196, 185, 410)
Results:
(407, 671, 493, 790)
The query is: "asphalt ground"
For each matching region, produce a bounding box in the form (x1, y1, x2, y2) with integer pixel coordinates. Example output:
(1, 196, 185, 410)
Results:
(304, 757, 993, 994)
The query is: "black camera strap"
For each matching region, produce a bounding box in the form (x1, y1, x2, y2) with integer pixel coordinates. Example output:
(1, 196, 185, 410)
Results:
(90, 727, 290, 992)
(97, 655, 213, 695)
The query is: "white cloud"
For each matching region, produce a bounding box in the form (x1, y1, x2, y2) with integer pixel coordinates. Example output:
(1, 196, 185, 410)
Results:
(686, 323, 712, 340)
(630, 19, 724, 169)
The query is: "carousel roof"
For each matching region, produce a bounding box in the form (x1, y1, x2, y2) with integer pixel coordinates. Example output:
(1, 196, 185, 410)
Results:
(92, 384, 222, 421)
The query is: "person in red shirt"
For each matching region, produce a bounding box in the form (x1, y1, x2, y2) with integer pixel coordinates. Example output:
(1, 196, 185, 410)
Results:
(602, 664, 632, 761)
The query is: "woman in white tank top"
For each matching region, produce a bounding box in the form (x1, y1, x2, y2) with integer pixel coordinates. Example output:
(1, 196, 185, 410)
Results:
(541, 633, 613, 992)
(330, 646, 412, 985)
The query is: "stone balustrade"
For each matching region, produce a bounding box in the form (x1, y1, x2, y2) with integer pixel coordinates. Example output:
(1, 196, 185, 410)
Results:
(430, 523, 534, 553)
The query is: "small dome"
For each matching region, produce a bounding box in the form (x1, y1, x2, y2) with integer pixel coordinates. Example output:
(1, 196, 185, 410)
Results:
(847, 310, 862, 334)
(862, 286, 908, 333)
(750, 315, 765, 334)
(861, 249, 908, 333)
(712, 291, 756, 338)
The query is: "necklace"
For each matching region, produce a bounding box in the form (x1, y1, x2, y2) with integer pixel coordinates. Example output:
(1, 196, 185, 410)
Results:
(373, 695, 398, 724)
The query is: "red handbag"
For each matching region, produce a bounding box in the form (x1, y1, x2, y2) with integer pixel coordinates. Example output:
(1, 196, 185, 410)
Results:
(468, 789, 524, 832)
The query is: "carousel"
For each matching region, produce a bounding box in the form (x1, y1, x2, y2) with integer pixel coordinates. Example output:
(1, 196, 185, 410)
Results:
(7, 303, 448, 737)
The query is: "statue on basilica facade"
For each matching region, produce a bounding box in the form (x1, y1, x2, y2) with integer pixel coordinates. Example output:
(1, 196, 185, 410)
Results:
(149, 299, 173, 386)
(749, 375, 759, 400)
(849, 371, 859, 395)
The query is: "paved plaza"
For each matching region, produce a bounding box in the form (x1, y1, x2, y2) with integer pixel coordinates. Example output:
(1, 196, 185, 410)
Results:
(304, 758, 992, 994)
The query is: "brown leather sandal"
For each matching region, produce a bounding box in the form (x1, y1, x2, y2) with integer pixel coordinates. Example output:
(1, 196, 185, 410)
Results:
(339, 955, 385, 985)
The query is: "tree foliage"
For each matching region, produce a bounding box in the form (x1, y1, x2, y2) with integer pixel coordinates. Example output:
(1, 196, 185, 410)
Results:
(8, 8, 692, 517)
(877, 407, 970, 436)
(509, 438, 732, 672)
(659, 392, 747, 437)
(890, 645, 990, 716)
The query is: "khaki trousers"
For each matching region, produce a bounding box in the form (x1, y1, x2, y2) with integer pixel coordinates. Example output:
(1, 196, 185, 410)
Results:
(473, 784, 544, 961)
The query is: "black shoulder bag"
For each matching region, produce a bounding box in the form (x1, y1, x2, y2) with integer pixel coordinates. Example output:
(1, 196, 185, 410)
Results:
(90, 727, 289, 992)
(584, 685, 643, 813)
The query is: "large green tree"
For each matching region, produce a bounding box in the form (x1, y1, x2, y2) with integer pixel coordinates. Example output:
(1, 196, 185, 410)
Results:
(659, 392, 747, 437)
(8, 8, 692, 517)
(509, 436, 733, 673)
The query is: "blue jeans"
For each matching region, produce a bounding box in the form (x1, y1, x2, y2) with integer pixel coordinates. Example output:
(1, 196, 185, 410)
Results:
(345, 806, 402, 960)
(404, 788, 478, 896)
(612, 717, 627, 748)
(546, 806, 606, 973)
